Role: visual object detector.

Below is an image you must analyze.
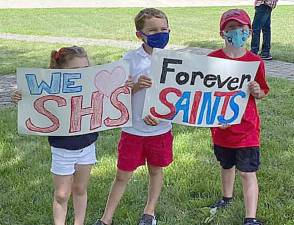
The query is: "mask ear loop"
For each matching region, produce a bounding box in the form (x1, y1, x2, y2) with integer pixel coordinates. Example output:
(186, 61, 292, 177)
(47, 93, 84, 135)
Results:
(138, 31, 148, 45)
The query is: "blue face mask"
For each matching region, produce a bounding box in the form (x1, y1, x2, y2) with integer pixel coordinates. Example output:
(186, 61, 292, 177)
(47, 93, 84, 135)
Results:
(140, 31, 169, 49)
(223, 28, 250, 48)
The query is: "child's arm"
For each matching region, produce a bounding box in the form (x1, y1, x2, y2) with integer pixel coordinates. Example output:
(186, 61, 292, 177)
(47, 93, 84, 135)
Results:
(11, 90, 22, 103)
(248, 81, 267, 99)
(132, 75, 152, 94)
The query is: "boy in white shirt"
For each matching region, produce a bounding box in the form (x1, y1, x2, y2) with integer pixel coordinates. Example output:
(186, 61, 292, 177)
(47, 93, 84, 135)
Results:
(93, 8, 173, 225)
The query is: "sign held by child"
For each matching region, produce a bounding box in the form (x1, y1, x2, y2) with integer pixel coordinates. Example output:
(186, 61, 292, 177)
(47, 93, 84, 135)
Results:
(17, 61, 132, 136)
(143, 49, 260, 127)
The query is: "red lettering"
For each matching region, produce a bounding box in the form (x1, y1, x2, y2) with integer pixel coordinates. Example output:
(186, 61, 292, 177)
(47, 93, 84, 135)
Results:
(214, 91, 239, 116)
(70, 91, 104, 133)
(104, 86, 130, 127)
(150, 87, 182, 119)
(188, 91, 202, 124)
(25, 95, 66, 133)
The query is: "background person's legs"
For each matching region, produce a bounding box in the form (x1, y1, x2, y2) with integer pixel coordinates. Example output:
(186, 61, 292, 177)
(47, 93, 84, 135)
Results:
(251, 5, 271, 54)
(261, 8, 272, 57)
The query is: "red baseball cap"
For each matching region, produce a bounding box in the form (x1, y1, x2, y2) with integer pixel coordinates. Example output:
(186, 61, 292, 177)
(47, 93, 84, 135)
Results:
(220, 9, 251, 31)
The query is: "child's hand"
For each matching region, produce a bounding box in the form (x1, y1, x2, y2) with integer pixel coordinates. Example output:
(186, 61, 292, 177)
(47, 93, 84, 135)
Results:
(138, 75, 152, 89)
(219, 124, 231, 129)
(248, 81, 262, 99)
(143, 115, 159, 126)
(125, 76, 134, 89)
(11, 90, 22, 103)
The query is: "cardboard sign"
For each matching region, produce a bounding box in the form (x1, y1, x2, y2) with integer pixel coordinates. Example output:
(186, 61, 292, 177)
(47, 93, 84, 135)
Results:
(143, 49, 260, 127)
(17, 61, 132, 136)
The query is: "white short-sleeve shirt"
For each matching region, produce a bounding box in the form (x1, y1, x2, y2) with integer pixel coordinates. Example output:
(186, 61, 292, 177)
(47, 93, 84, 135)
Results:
(122, 45, 172, 136)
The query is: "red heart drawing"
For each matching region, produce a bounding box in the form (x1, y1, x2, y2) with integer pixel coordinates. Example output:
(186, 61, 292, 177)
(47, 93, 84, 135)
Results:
(94, 66, 126, 97)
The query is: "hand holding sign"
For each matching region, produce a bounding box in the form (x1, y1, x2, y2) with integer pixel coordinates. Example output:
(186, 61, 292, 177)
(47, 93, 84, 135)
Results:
(138, 75, 152, 88)
(248, 81, 263, 99)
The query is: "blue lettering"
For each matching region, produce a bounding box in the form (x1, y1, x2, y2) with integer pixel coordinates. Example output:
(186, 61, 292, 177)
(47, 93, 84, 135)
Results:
(63, 73, 82, 93)
(217, 91, 246, 124)
(197, 92, 221, 125)
(26, 73, 61, 95)
(173, 91, 191, 123)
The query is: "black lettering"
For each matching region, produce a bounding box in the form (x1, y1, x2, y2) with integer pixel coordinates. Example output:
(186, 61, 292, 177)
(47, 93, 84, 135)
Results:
(190, 71, 204, 85)
(227, 77, 240, 90)
(203, 74, 217, 88)
(239, 74, 252, 89)
(217, 75, 231, 88)
(176, 72, 190, 85)
(160, 58, 183, 83)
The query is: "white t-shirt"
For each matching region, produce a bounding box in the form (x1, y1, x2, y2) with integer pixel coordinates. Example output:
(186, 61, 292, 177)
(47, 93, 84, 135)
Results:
(122, 46, 172, 136)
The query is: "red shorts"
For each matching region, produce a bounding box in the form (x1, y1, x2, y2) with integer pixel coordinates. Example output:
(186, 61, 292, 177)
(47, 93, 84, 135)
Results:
(117, 131, 173, 171)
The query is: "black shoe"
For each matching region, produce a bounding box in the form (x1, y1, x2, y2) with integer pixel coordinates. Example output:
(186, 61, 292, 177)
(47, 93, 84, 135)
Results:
(93, 219, 112, 225)
(244, 218, 263, 225)
(210, 198, 232, 209)
(260, 53, 273, 60)
(138, 214, 157, 225)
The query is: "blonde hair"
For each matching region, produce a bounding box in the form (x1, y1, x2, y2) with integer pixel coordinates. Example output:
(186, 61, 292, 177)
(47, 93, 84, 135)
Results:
(49, 46, 88, 69)
(134, 8, 168, 31)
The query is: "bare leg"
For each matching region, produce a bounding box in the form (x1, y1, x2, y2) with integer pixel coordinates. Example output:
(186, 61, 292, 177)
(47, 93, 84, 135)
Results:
(221, 167, 236, 198)
(72, 164, 92, 225)
(240, 171, 259, 218)
(53, 175, 73, 225)
(143, 165, 164, 216)
(100, 169, 133, 224)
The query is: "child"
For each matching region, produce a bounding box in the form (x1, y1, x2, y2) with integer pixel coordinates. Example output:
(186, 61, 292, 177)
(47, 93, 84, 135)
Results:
(93, 8, 173, 225)
(208, 9, 269, 225)
(12, 46, 98, 225)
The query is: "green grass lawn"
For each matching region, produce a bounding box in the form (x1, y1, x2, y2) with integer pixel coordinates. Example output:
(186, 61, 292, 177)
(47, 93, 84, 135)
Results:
(0, 39, 125, 75)
(0, 6, 294, 62)
(0, 78, 293, 225)
(0, 6, 294, 225)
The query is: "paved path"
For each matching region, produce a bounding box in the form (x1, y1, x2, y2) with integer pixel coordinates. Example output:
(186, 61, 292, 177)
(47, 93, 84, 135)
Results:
(0, 0, 294, 8)
(1, 33, 293, 107)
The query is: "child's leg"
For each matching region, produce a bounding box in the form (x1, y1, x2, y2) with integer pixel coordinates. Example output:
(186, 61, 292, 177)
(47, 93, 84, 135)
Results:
(72, 164, 92, 225)
(144, 165, 164, 216)
(221, 167, 236, 198)
(214, 145, 237, 199)
(236, 147, 260, 219)
(53, 175, 73, 225)
(100, 169, 133, 224)
(142, 131, 173, 216)
(240, 172, 259, 218)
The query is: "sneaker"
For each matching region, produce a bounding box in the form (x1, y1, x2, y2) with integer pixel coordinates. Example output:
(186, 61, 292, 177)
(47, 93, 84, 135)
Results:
(244, 218, 263, 225)
(138, 214, 157, 225)
(260, 53, 273, 60)
(93, 219, 112, 225)
(210, 198, 232, 209)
